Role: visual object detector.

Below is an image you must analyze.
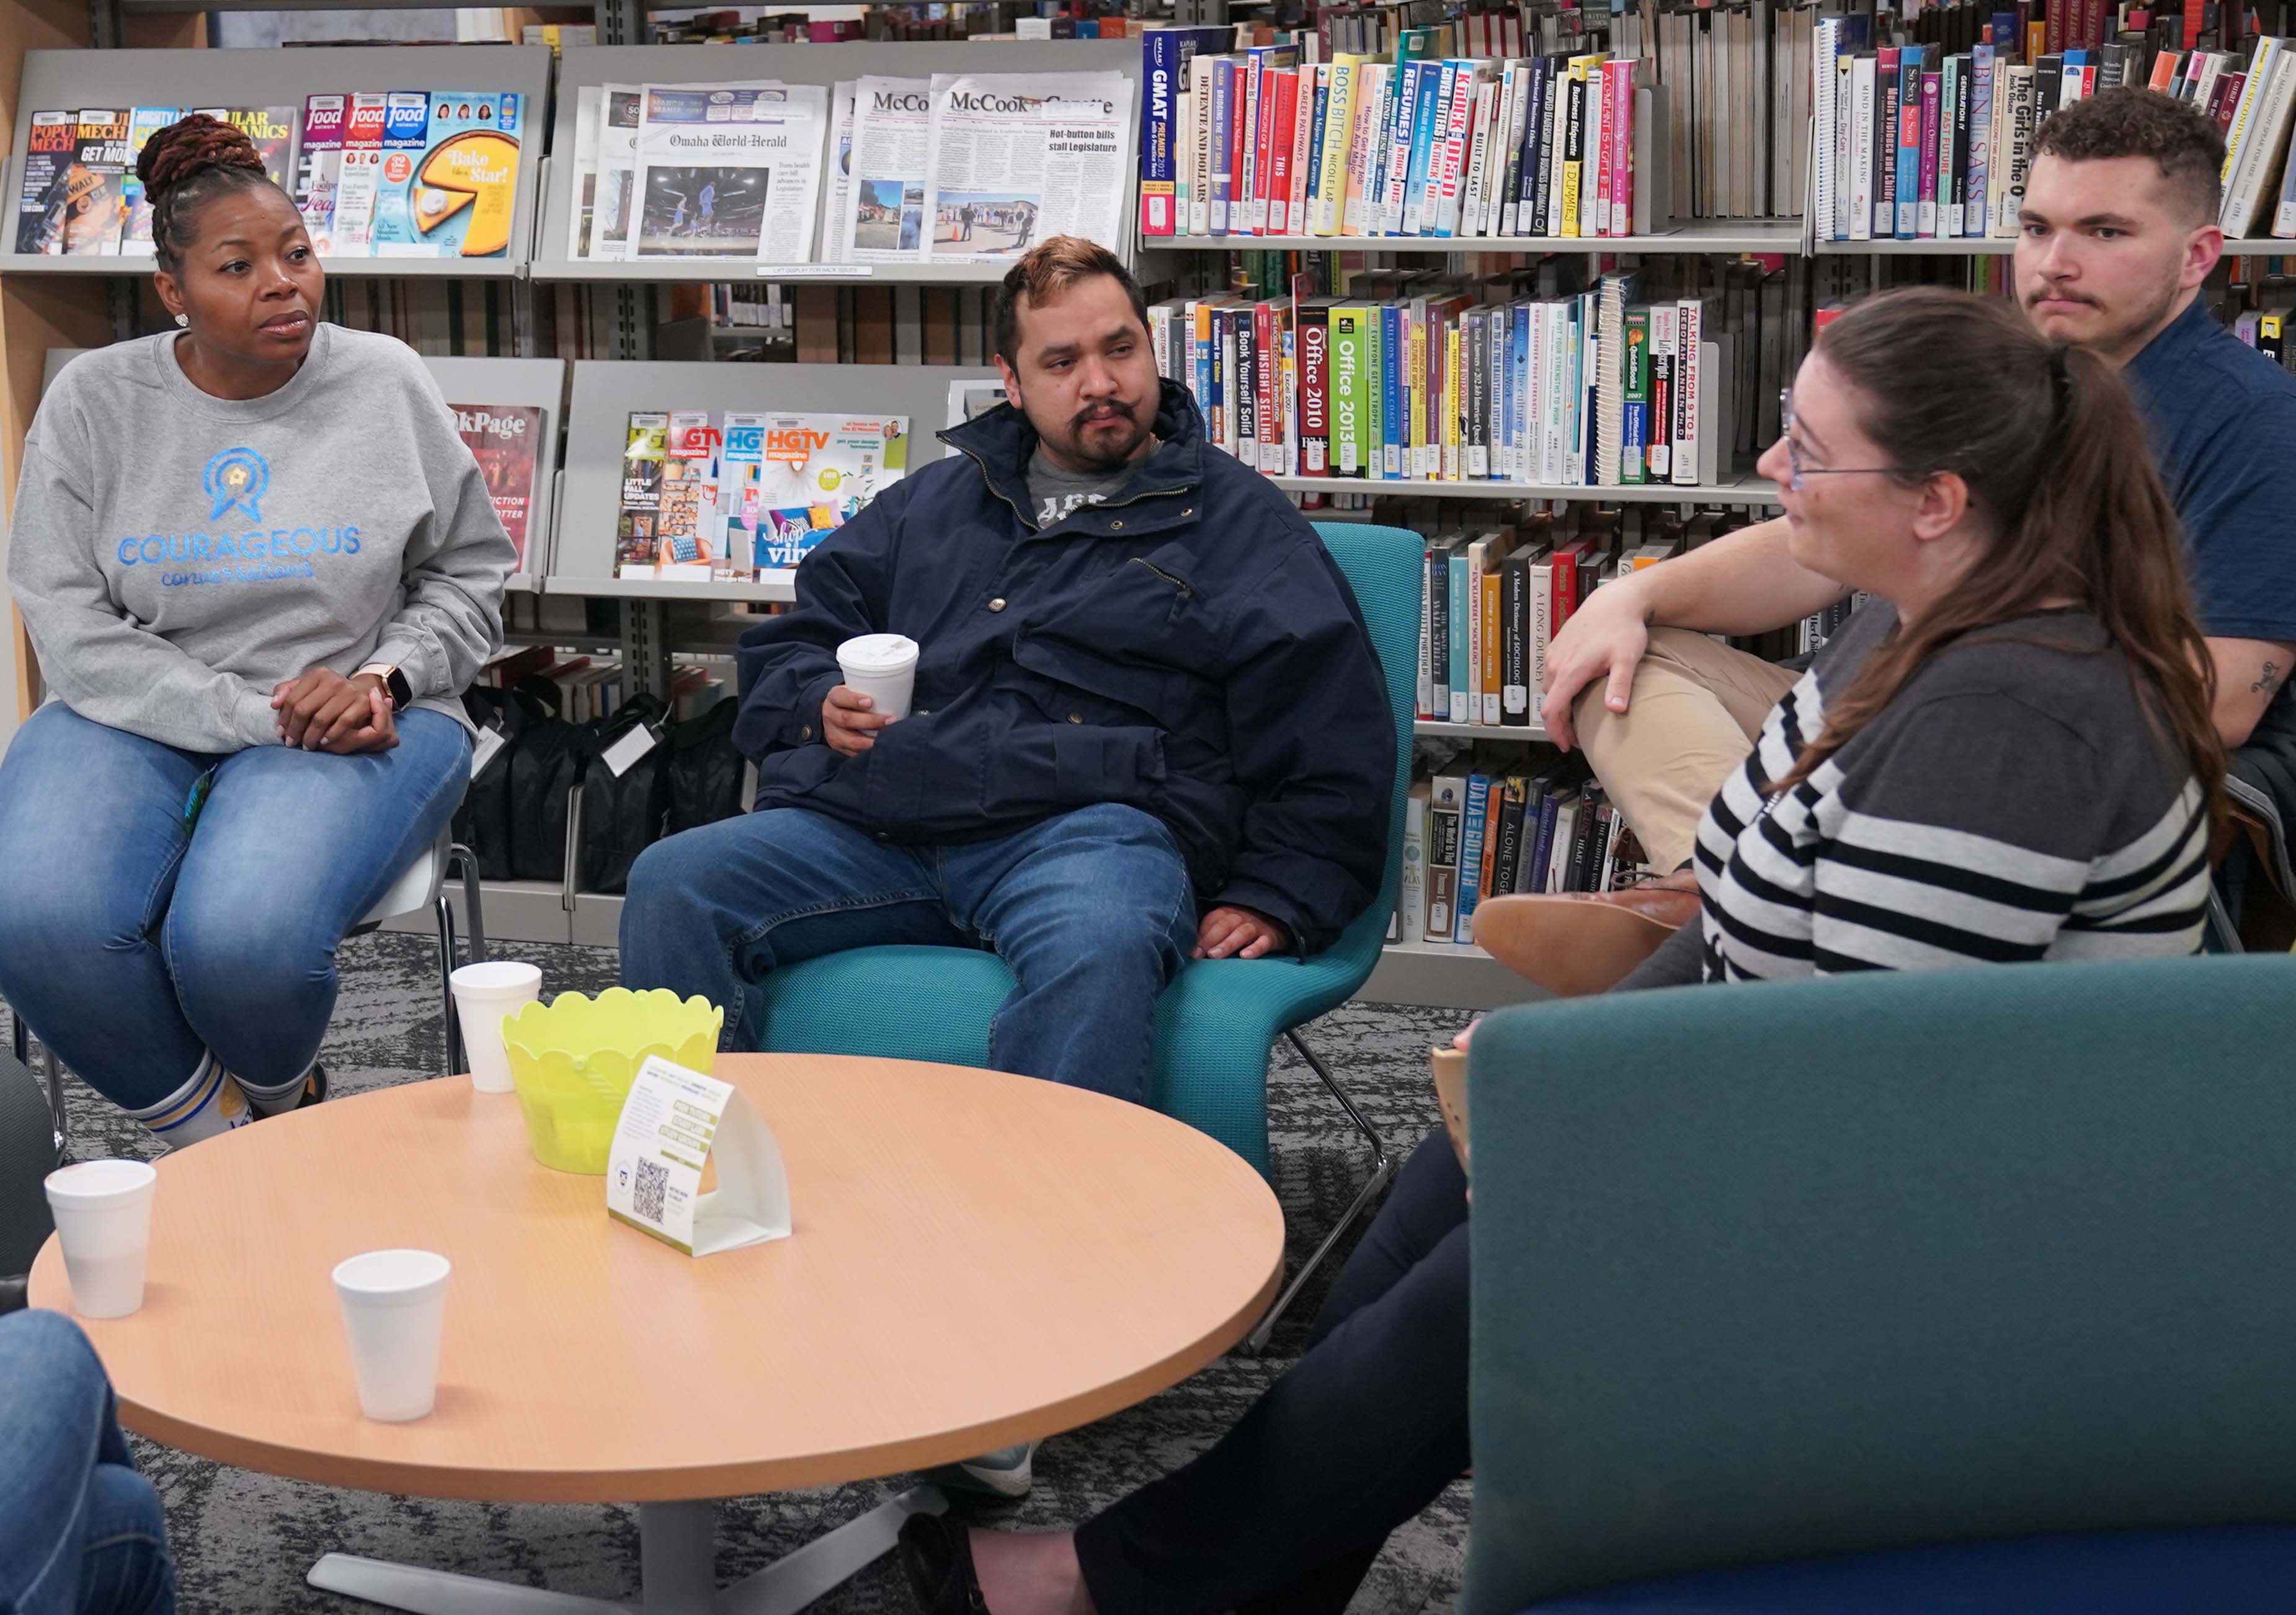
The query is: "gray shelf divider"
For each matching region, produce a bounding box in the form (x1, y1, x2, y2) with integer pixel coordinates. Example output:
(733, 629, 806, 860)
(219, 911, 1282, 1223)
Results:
(533, 40, 1142, 285)
(1, 47, 552, 279)
(419, 355, 568, 593)
(42, 344, 567, 594)
(553, 358, 1000, 602)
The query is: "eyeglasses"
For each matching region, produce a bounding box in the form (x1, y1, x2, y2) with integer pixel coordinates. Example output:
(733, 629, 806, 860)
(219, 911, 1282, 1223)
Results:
(1779, 388, 1902, 492)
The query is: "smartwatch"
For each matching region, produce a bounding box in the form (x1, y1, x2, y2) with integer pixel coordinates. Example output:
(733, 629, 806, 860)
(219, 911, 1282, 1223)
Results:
(358, 662, 414, 713)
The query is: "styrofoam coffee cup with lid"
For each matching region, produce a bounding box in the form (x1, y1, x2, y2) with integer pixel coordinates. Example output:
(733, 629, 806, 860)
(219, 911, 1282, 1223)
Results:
(332, 1248, 452, 1422)
(450, 961, 541, 1093)
(45, 1159, 159, 1319)
(837, 633, 920, 723)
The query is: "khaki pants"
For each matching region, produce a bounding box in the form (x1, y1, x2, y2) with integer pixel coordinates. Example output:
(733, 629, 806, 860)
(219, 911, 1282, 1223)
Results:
(1573, 628, 1800, 873)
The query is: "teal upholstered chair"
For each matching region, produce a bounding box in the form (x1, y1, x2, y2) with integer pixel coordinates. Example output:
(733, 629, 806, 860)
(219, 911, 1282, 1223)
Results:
(1463, 953, 2296, 1614)
(754, 520, 1423, 1348)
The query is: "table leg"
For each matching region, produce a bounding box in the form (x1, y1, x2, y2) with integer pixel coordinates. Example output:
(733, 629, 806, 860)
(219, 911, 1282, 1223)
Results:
(714, 1485, 945, 1615)
(304, 1484, 945, 1615)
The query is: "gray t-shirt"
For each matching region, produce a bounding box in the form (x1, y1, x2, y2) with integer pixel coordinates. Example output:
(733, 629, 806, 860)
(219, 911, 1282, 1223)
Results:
(1026, 444, 1133, 530)
(11, 323, 516, 752)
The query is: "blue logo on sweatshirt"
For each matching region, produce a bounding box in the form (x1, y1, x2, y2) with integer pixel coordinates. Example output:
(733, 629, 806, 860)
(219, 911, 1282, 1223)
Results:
(203, 447, 269, 521)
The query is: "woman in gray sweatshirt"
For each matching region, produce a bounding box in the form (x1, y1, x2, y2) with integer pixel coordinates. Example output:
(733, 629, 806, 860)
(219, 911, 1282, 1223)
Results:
(0, 114, 514, 1146)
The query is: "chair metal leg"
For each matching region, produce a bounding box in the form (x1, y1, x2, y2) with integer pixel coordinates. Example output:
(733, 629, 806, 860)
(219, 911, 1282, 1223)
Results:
(40, 1045, 66, 1167)
(2205, 881, 2246, 954)
(448, 843, 487, 964)
(1242, 1028, 1396, 1357)
(438, 895, 464, 1079)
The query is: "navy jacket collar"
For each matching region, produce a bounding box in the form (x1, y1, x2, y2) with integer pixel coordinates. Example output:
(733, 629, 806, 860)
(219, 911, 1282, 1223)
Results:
(938, 379, 1208, 522)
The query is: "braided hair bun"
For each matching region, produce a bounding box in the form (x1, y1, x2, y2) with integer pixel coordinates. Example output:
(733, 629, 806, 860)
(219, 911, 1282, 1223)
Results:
(138, 113, 283, 274)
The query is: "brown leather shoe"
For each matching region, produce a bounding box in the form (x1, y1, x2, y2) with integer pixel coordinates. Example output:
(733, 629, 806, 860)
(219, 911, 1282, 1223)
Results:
(1472, 888, 1698, 999)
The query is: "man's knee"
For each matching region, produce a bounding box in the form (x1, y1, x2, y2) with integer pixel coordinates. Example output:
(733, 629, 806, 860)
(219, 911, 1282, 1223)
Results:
(0, 1311, 106, 1418)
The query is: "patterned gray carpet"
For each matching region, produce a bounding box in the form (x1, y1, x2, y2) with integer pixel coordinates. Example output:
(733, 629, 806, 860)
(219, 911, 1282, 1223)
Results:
(24, 935, 1474, 1615)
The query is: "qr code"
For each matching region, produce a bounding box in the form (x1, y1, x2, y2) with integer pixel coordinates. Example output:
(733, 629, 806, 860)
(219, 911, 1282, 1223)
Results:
(633, 1158, 669, 1224)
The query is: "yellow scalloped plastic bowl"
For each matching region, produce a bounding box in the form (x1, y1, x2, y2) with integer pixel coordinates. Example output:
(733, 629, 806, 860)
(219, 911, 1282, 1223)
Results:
(501, 989, 723, 1173)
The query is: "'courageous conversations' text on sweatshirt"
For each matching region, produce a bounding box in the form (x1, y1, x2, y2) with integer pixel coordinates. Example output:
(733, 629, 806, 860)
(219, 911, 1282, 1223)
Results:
(9, 323, 515, 752)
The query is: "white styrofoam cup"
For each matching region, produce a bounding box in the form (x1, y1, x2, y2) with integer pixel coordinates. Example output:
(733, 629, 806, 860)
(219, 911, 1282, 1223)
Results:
(332, 1248, 452, 1422)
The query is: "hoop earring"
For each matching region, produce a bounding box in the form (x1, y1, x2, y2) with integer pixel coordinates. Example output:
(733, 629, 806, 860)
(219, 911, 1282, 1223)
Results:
(174, 313, 187, 328)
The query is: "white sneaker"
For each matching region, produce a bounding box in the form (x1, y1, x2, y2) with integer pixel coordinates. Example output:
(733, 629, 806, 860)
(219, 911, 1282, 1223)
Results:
(932, 1441, 1037, 1498)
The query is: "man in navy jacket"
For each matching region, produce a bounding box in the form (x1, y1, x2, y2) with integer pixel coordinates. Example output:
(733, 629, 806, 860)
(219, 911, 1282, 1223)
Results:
(623, 238, 1394, 1105)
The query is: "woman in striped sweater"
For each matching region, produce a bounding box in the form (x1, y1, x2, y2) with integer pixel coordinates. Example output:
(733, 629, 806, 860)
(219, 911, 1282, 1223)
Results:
(1650, 281, 2220, 984)
(901, 287, 2225, 1615)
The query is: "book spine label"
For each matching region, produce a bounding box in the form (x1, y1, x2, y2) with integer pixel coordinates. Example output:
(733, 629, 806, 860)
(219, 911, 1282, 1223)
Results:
(1968, 46, 1994, 237)
(1919, 70, 1941, 237)
(1265, 71, 1298, 234)
(1209, 63, 1235, 234)
(1897, 53, 1923, 236)
(1298, 305, 1330, 474)
(1606, 58, 1635, 236)
(1673, 298, 1703, 484)
(1501, 556, 1529, 723)
(1141, 32, 1185, 234)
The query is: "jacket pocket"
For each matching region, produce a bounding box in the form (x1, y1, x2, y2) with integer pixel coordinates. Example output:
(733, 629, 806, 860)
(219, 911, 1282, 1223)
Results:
(1010, 634, 1196, 731)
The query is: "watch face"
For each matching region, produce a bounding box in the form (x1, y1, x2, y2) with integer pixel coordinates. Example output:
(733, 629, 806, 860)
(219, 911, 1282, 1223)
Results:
(388, 669, 413, 712)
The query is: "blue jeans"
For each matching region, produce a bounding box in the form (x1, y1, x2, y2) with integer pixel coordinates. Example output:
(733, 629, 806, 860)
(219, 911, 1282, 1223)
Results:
(0, 702, 470, 1110)
(620, 803, 1197, 1102)
(0, 1311, 174, 1615)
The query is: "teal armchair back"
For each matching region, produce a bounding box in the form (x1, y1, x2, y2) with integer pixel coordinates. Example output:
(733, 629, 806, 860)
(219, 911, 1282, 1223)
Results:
(750, 520, 1422, 1172)
(1464, 954, 2296, 1612)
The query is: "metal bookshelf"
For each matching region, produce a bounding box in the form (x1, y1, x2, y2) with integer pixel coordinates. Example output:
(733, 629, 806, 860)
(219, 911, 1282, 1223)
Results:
(550, 358, 1000, 603)
(1275, 473, 1782, 504)
(0, 47, 554, 282)
(1163, 218, 1807, 255)
(530, 40, 1146, 288)
(1418, 719, 1551, 741)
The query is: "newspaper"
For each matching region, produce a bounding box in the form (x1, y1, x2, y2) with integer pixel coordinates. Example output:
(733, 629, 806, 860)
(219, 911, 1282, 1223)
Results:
(630, 82, 825, 262)
(839, 75, 931, 262)
(565, 86, 601, 259)
(592, 85, 644, 259)
(920, 71, 1136, 264)
(819, 82, 856, 263)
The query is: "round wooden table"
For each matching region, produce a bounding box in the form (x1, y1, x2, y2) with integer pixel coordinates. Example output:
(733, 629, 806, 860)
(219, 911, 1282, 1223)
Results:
(30, 1055, 1285, 1615)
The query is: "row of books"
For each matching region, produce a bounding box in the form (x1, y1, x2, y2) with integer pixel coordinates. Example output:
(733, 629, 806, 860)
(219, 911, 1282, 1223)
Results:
(1812, 17, 2296, 242)
(615, 410, 909, 582)
(2207, 37, 2296, 238)
(12, 93, 523, 260)
(1151, 42, 1673, 241)
(1395, 759, 1653, 947)
(1412, 521, 1674, 729)
(1147, 265, 1745, 488)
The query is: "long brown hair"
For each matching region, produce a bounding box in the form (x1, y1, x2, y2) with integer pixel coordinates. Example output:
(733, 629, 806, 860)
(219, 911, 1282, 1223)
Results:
(1769, 286, 2225, 831)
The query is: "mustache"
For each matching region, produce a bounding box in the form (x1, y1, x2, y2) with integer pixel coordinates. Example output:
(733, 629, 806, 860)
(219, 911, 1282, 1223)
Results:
(1070, 400, 1141, 430)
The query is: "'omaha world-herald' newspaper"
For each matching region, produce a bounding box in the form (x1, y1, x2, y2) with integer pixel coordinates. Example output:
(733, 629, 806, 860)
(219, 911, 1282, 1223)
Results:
(921, 71, 1136, 264)
(630, 82, 826, 263)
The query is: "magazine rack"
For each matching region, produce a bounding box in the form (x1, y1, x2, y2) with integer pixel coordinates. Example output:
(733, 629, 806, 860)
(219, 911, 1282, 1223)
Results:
(0, 47, 553, 280)
(417, 355, 568, 592)
(553, 357, 1000, 603)
(532, 40, 1143, 286)
(40, 348, 566, 592)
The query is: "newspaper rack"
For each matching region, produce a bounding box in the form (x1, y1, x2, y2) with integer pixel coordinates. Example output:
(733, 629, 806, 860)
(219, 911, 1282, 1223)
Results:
(551, 358, 1000, 603)
(0, 47, 552, 279)
(532, 40, 1143, 286)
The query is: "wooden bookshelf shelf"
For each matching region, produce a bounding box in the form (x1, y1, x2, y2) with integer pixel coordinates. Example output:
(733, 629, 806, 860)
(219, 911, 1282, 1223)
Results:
(1161, 219, 1806, 256)
(1277, 474, 1781, 505)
